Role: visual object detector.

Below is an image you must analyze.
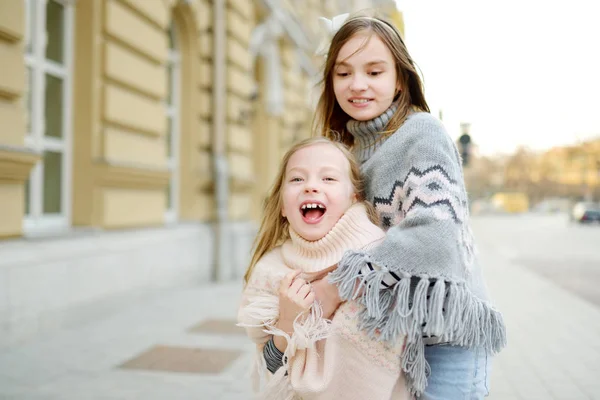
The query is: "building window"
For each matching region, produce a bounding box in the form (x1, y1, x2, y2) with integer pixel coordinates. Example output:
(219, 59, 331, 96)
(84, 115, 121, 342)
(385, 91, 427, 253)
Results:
(23, 0, 74, 235)
(165, 22, 180, 223)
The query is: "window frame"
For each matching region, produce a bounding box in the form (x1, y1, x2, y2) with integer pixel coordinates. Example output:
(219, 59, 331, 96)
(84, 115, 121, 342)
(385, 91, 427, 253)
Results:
(23, 0, 75, 236)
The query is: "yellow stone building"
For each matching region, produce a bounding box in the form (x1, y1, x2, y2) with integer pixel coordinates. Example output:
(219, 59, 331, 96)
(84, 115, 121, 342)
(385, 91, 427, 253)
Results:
(494, 138, 600, 206)
(535, 138, 600, 197)
(0, 0, 399, 345)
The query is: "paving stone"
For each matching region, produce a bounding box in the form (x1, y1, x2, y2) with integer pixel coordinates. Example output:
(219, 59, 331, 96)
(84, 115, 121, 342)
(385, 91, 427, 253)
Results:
(188, 318, 245, 336)
(119, 344, 243, 375)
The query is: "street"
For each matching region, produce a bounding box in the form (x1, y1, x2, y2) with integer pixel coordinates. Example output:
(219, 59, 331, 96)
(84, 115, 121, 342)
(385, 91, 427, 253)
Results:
(472, 213, 600, 307)
(0, 213, 599, 399)
(473, 213, 600, 400)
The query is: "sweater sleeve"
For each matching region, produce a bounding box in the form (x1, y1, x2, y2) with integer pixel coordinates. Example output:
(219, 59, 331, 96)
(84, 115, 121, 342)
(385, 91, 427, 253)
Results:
(237, 252, 333, 394)
(288, 302, 411, 400)
(237, 253, 285, 349)
(236, 258, 287, 386)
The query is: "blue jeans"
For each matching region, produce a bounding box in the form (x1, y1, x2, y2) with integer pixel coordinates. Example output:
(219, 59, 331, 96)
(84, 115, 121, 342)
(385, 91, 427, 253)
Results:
(419, 344, 491, 400)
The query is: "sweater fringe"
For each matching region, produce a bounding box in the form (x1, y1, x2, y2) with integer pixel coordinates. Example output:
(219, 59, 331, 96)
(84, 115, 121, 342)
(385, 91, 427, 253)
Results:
(328, 251, 507, 396)
(237, 293, 332, 400)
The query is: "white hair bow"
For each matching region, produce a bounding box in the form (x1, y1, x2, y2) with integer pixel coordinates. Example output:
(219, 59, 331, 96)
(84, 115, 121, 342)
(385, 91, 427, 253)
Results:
(315, 13, 350, 56)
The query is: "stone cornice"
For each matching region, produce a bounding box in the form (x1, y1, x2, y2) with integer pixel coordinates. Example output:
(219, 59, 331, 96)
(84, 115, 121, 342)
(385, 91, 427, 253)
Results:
(93, 160, 170, 190)
(0, 146, 40, 183)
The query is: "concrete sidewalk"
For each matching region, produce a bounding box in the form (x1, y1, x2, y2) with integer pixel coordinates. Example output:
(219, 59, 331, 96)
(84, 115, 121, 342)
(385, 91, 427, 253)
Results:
(478, 241, 600, 400)
(1, 245, 599, 399)
(0, 281, 254, 400)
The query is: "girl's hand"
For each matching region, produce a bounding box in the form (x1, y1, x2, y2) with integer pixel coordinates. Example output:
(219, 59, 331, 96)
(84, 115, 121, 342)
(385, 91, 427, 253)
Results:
(300, 264, 338, 283)
(311, 276, 342, 319)
(277, 270, 316, 334)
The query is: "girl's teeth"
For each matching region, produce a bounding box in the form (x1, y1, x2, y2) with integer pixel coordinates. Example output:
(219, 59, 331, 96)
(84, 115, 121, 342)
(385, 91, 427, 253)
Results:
(301, 203, 325, 209)
(352, 99, 369, 103)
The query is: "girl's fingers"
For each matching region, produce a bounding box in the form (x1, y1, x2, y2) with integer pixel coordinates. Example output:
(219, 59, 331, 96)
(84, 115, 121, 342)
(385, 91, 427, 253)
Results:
(290, 277, 307, 294)
(296, 282, 312, 299)
(280, 270, 301, 291)
(305, 291, 316, 304)
(304, 265, 338, 282)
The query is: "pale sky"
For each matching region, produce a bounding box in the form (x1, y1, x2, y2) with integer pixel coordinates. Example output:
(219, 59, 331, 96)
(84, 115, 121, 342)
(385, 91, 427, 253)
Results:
(395, 0, 600, 155)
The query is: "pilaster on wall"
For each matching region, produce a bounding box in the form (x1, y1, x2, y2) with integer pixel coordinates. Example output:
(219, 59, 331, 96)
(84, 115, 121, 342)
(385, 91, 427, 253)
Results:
(72, 0, 216, 228)
(304, 1, 321, 37)
(71, 0, 170, 229)
(280, 41, 312, 153)
(0, 2, 24, 106)
(72, 0, 98, 227)
(0, 1, 39, 238)
(0, 32, 26, 145)
(248, 3, 321, 223)
(225, 0, 255, 221)
(250, 56, 281, 222)
(191, 0, 215, 222)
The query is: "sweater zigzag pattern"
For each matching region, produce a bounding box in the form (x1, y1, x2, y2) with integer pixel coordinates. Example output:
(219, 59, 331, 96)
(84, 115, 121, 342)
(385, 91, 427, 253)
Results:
(373, 164, 466, 229)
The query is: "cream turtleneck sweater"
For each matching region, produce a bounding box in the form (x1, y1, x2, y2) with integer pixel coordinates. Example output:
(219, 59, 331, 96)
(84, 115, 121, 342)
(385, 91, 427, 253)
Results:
(238, 203, 411, 400)
(281, 203, 385, 273)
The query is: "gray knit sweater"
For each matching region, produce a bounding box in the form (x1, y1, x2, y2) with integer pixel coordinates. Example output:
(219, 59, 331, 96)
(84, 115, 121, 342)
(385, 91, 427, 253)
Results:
(328, 105, 506, 396)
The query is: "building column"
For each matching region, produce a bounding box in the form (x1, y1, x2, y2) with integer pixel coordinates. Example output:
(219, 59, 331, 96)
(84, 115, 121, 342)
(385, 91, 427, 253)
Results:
(0, 1, 40, 238)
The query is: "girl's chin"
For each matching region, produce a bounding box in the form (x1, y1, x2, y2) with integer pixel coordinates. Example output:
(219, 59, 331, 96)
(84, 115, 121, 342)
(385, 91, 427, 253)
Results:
(296, 226, 330, 242)
(352, 114, 377, 121)
(345, 108, 380, 121)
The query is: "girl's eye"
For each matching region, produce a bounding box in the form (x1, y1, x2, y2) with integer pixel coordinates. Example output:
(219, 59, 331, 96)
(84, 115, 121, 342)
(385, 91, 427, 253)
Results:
(290, 177, 303, 182)
(336, 72, 350, 77)
(323, 177, 336, 182)
(369, 71, 383, 76)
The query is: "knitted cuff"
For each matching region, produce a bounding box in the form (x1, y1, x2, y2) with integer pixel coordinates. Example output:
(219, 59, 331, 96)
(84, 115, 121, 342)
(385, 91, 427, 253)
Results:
(263, 336, 285, 374)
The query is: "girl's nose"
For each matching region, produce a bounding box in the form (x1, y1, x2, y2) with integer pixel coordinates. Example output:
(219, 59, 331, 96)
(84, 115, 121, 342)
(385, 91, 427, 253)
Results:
(350, 74, 368, 91)
(304, 184, 319, 193)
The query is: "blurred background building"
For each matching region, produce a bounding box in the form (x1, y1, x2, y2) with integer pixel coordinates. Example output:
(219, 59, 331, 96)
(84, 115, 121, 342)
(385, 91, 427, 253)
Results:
(463, 137, 600, 213)
(0, 0, 401, 345)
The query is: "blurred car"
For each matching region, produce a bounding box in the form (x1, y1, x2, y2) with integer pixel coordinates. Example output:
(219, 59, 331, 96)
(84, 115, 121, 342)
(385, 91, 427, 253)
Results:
(570, 202, 600, 223)
(491, 192, 529, 213)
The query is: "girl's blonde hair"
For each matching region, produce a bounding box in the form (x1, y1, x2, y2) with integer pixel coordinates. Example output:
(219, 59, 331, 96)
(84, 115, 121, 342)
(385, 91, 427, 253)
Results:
(313, 15, 430, 146)
(243, 137, 377, 285)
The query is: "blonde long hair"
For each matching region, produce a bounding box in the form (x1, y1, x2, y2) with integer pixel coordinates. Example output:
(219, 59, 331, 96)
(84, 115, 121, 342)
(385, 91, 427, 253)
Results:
(243, 137, 376, 285)
(313, 15, 430, 146)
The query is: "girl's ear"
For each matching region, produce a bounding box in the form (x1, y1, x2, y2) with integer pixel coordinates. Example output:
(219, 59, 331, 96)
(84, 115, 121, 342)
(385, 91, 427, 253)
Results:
(281, 208, 286, 217)
(395, 78, 402, 94)
(393, 85, 402, 101)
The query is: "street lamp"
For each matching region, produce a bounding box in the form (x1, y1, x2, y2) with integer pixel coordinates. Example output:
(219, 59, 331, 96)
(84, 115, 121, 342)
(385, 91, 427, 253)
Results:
(458, 122, 472, 167)
(596, 159, 600, 201)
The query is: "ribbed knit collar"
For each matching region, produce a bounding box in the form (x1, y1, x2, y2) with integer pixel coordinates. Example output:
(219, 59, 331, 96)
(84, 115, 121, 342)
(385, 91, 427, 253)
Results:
(281, 203, 384, 273)
(346, 102, 399, 164)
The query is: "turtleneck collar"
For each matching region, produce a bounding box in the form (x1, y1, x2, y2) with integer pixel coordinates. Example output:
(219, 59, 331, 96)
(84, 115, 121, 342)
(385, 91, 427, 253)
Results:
(281, 203, 385, 273)
(346, 102, 399, 164)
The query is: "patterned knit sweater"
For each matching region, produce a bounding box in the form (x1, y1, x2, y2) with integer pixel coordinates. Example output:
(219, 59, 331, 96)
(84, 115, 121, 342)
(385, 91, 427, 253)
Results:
(328, 106, 507, 396)
(238, 204, 412, 400)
